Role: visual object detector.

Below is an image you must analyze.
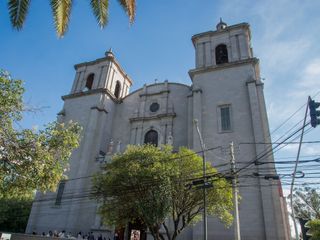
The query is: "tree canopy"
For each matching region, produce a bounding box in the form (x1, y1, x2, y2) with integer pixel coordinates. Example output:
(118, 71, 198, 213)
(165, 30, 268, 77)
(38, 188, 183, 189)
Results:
(0, 197, 33, 232)
(306, 219, 320, 240)
(293, 186, 320, 220)
(93, 144, 233, 240)
(7, 0, 136, 37)
(0, 70, 82, 199)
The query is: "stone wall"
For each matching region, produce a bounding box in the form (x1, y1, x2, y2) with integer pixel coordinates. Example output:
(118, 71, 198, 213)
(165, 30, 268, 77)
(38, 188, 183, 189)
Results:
(1, 233, 69, 240)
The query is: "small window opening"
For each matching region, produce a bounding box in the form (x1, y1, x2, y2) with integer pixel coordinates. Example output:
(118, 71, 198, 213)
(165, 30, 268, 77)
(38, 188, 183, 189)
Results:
(215, 44, 229, 65)
(86, 73, 94, 90)
(150, 102, 159, 112)
(55, 180, 66, 205)
(220, 106, 231, 131)
(114, 81, 121, 99)
(144, 130, 158, 146)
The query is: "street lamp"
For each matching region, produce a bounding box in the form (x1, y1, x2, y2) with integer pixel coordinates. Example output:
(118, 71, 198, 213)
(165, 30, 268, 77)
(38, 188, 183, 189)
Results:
(193, 119, 207, 240)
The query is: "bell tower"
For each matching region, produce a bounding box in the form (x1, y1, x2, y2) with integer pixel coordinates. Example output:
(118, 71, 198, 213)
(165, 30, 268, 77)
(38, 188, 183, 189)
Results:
(188, 20, 290, 240)
(193, 19, 253, 69)
(70, 49, 132, 100)
(27, 50, 133, 234)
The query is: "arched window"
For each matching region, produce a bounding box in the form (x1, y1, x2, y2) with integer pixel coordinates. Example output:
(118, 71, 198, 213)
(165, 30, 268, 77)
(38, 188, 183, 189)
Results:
(215, 44, 228, 65)
(85, 73, 94, 90)
(114, 81, 121, 99)
(144, 130, 158, 146)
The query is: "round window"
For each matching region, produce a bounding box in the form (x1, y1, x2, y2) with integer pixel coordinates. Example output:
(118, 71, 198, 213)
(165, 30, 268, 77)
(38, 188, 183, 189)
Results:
(150, 102, 159, 112)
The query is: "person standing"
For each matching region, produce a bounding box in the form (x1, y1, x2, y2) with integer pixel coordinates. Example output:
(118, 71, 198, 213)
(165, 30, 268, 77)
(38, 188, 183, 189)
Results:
(113, 233, 119, 240)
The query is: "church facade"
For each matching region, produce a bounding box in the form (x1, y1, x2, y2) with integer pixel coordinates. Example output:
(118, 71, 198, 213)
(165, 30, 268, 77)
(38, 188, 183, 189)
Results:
(27, 21, 291, 240)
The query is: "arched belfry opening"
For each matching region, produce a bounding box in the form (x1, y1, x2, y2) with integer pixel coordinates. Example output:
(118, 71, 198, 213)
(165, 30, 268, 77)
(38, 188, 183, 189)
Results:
(215, 44, 228, 65)
(144, 130, 158, 146)
(114, 81, 121, 99)
(85, 73, 94, 90)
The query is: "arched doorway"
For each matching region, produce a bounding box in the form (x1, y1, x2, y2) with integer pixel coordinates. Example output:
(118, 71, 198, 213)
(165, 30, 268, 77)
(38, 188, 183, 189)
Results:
(144, 130, 158, 146)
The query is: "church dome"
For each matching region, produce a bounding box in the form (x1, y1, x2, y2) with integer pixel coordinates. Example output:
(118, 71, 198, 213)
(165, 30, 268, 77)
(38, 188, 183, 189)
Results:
(216, 18, 227, 30)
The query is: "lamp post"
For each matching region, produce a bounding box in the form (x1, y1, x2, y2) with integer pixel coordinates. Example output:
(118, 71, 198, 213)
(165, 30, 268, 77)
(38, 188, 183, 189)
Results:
(193, 119, 207, 240)
(230, 142, 241, 240)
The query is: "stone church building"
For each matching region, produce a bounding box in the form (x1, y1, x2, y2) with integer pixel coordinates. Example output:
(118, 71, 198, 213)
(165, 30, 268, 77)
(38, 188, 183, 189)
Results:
(27, 21, 291, 239)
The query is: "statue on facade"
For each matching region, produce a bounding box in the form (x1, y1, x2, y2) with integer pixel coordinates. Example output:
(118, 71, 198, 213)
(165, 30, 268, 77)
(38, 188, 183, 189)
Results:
(116, 140, 121, 153)
(167, 132, 173, 146)
(107, 139, 114, 155)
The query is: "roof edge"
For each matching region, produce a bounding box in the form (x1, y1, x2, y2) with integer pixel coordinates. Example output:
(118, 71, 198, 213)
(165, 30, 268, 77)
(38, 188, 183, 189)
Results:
(191, 22, 250, 46)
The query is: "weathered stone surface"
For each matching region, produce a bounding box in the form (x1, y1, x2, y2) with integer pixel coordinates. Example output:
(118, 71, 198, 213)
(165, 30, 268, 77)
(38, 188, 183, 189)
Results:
(27, 21, 290, 240)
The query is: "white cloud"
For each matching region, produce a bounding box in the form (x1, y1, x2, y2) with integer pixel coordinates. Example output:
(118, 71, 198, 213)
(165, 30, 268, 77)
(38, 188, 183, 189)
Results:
(297, 58, 320, 90)
(217, 1, 320, 196)
(305, 59, 320, 77)
(301, 145, 320, 156)
(266, 57, 320, 136)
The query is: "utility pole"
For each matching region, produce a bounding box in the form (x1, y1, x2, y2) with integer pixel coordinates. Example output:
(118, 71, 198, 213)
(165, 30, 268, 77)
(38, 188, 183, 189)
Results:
(193, 119, 207, 240)
(290, 98, 309, 240)
(230, 142, 241, 240)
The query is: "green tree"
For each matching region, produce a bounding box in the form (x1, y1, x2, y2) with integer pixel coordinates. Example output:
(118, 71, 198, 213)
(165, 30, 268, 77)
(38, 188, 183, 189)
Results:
(7, 0, 136, 37)
(0, 196, 33, 233)
(293, 186, 320, 220)
(306, 219, 320, 240)
(93, 144, 233, 240)
(0, 70, 82, 199)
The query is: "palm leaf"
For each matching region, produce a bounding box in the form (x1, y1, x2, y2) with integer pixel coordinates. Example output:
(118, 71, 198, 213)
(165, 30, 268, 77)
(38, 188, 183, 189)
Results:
(50, 0, 73, 37)
(8, 0, 31, 30)
(117, 0, 136, 23)
(90, 0, 109, 28)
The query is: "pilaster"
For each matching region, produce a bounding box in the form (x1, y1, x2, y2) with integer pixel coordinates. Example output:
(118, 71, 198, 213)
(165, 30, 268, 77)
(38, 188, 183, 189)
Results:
(247, 80, 288, 240)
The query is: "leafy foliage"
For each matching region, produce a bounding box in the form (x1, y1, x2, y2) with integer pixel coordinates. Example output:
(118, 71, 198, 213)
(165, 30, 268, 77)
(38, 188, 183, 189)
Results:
(8, 0, 31, 30)
(50, 0, 73, 37)
(0, 70, 82, 199)
(7, 0, 136, 37)
(117, 0, 136, 23)
(93, 145, 233, 240)
(306, 219, 320, 240)
(293, 186, 320, 220)
(0, 196, 33, 233)
(91, 0, 109, 28)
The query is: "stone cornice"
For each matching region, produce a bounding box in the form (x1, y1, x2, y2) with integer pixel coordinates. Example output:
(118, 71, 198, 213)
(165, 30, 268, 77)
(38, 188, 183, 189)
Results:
(129, 112, 176, 122)
(191, 22, 250, 46)
(192, 88, 202, 93)
(123, 82, 190, 101)
(57, 109, 65, 116)
(139, 90, 170, 97)
(188, 58, 259, 80)
(74, 55, 133, 85)
(90, 106, 108, 114)
(246, 80, 264, 87)
(61, 88, 122, 103)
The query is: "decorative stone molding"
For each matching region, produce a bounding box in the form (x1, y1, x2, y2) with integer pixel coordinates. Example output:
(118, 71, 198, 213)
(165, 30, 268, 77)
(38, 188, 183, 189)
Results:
(62, 88, 122, 103)
(188, 57, 259, 80)
(129, 113, 176, 123)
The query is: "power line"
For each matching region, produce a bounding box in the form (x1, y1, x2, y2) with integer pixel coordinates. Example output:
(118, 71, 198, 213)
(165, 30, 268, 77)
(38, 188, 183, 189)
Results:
(239, 124, 315, 178)
(234, 123, 308, 175)
(269, 90, 320, 135)
(239, 140, 320, 145)
(38, 150, 319, 204)
(24, 179, 320, 210)
(62, 145, 225, 183)
(23, 123, 318, 216)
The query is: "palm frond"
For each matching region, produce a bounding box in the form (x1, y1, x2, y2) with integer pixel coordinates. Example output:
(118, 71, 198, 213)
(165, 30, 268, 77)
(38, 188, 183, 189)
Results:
(8, 0, 31, 30)
(50, 0, 73, 37)
(90, 0, 109, 28)
(117, 0, 136, 23)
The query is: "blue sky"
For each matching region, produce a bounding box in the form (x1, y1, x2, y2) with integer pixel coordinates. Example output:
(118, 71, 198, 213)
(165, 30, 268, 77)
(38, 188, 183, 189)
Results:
(1, 0, 320, 193)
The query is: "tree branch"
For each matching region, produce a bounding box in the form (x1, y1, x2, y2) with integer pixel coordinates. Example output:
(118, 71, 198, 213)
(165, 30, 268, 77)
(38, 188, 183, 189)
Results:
(162, 221, 171, 240)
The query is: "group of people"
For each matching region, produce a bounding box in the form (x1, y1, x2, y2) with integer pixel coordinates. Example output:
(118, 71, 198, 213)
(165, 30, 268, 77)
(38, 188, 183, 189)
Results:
(32, 230, 112, 240)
